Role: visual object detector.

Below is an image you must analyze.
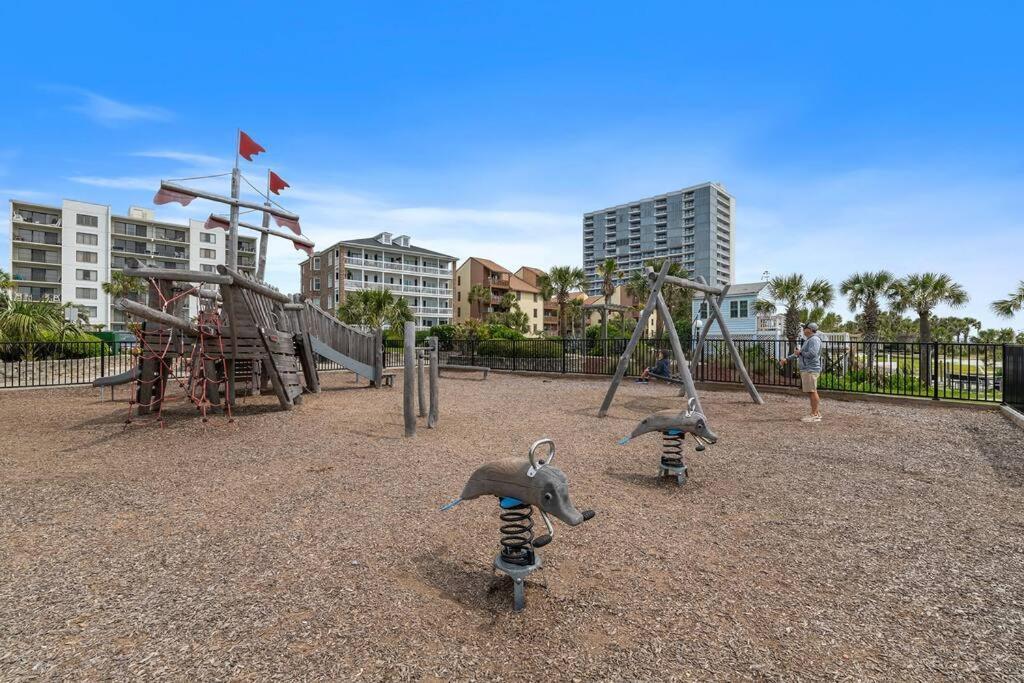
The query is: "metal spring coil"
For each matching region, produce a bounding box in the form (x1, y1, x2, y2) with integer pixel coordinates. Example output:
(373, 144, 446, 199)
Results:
(499, 502, 535, 566)
(661, 430, 685, 468)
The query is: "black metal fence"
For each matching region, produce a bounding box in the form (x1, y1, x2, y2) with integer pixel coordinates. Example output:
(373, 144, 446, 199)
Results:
(383, 338, 1016, 404)
(2, 337, 1021, 406)
(0, 340, 139, 389)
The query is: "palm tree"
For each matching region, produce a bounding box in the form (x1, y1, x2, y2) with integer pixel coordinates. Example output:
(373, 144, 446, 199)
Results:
(0, 268, 14, 313)
(566, 298, 584, 337)
(337, 289, 412, 332)
(840, 271, 894, 343)
(548, 265, 587, 337)
(992, 282, 1024, 319)
(467, 284, 492, 318)
(762, 274, 835, 352)
(596, 258, 621, 300)
(101, 271, 147, 301)
(889, 272, 969, 385)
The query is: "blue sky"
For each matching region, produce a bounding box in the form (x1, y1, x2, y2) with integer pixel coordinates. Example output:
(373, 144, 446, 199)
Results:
(2, 1, 1022, 327)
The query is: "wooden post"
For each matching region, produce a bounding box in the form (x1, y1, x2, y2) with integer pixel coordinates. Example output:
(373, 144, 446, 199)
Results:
(697, 276, 763, 405)
(655, 292, 703, 412)
(403, 321, 416, 437)
(599, 262, 671, 417)
(428, 336, 439, 428)
(601, 307, 608, 343)
(416, 349, 427, 417)
(692, 283, 731, 363)
(373, 329, 384, 388)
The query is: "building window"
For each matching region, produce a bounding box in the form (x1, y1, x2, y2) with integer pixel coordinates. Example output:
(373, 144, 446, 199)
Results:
(200, 233, 216, 244)
(76, 232, 98, 246)
(699, 302, 708, 319)
(78, 306, 98, 317)
(77, 251, 98, 263)
(457, 276, 461, 286)
(730, 300, 748, 318)
(76, 214, 99, 227)
(457, 307, 461, 317)
(200, 248, 216, 259)
(457, 292, 461, 301)
(313, 257, 321, 270)
(533, 309, 537, 318)
(76, 269, 97, 281)
(312, 277, 321, 291)
(201, 264, 216, 273)
(76, 287, 98, 300)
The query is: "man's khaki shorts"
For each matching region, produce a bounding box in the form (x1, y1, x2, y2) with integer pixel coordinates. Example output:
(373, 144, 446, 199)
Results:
(800, 371, 820, 393)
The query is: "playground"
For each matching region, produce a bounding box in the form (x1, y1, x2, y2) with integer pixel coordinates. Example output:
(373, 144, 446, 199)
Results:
(2, 372, 1023, 680)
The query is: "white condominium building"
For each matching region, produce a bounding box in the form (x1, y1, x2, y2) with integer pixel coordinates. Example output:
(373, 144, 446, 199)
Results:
(9, 198, 256, 329)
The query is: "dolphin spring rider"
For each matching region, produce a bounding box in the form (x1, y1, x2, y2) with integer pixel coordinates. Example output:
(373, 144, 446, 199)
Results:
(619, 398, 719, 485)
(442, 439, 595, 611)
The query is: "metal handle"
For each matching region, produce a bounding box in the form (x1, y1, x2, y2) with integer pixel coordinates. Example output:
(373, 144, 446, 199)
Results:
(527, 438, 555, 477)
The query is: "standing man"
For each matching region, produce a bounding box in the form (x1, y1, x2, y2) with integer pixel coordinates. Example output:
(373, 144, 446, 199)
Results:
(781, 322, 823, 422)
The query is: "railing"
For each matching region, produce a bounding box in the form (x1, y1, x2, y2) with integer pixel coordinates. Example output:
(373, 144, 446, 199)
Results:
(376, 338, 1013, 404)
(0, 340, 138, 389)
(3, 336, 1017, 405)
(344, 280, 453, 297)
(344, 256, 452, 276)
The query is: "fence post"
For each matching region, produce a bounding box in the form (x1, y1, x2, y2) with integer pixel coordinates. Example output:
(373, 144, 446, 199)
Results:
(932, 341, 940, 400)
(512, 338, 517, 372)
(562, 337, 566, 374)
(1001, 344, 1007, 405)
(100, 345, 106, 381)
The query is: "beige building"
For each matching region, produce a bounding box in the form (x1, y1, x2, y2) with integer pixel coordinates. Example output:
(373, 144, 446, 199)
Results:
(454, 258, 549, 336)
(582, 285, 659, 337)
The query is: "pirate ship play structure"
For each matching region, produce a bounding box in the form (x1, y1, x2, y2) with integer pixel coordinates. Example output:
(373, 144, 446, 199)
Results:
(93, 131, 384, 424)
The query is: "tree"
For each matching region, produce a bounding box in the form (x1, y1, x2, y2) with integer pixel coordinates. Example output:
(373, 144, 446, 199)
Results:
(972, 328, 1016, 344)
(566, 298, 584, 337)
(596, 258, 622, 300)
(337, 289, 412, 332)
(840, 271, 895, 343)
(889, 273, 969, 385)
(467, 284, 492, 318)
(761, 274, 835, 352)
(101, 271, 147, 300)
(0, 268, 13, 308)
(548, 265, 587, 337)
(992, 282, 1024, 319)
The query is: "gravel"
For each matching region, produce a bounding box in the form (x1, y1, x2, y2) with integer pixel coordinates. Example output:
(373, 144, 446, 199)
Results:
(1, 372, 1023, 681)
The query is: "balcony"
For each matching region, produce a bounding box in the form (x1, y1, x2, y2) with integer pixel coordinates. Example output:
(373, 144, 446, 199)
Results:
(13, 211, 61, 227)
(344, 279, 453, 297)
(488, 273, 511, 287)
(345, 256, 451, 277)
(411, 306, 452, 316)
(12, 230, 61, 247)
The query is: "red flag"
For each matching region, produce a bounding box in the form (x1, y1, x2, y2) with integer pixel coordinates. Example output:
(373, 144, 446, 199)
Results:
(154, 187, 196, 206)
(269, 171, 290, 195)
(294, 241, 315, 256)
(204, 214, 230, 231)
(238, 130, 265, 161)
(274, 214, 302, 235)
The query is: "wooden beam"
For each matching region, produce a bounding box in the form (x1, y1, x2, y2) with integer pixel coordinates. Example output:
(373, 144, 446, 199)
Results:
(655, 291, 703, 412)
(427, 336, 439, 429)
(599, 261, 671, 417)
(692, 283, 731, 363)
(216, 265, 291, 303)
(114, 298, 197, 335)
(697, 276, 764, 405)
(403, 321, 416, 437)
(416, 349, 427, 417)
(123, 262, 232, 285)
(159, 181, 300, 221)
(656, 274, 724, 296)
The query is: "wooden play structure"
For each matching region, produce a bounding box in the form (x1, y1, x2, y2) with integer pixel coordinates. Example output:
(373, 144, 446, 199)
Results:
(598, 261, 763, 417)
(92, 130, 384, 424)
(403, 321, 439, 436)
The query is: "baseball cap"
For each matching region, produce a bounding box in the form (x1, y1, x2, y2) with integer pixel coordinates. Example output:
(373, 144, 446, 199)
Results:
(802, 322, 819, 332)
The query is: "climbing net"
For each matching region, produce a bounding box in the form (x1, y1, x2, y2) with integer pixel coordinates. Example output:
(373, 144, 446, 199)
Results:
(125, 279, 234, 427)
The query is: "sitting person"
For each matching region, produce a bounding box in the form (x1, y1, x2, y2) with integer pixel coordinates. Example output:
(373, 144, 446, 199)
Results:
(637, 350, 672, 383)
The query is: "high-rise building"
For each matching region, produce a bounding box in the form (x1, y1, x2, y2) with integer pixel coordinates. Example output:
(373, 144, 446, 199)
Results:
(299, 232, 455, 330)
(8, 198, 257, 329)
(582, 182, 735, 295)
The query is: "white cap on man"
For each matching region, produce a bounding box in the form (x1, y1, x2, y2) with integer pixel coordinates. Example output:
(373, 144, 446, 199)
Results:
(802, 322, 819, 332)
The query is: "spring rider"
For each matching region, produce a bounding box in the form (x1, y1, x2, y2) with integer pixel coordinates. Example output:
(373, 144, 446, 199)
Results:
(618, 398, 719, 485)
(442, 439, 595, 611)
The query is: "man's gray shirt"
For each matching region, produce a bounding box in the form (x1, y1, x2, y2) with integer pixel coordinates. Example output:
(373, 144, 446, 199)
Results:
(788, 334, 823, 373)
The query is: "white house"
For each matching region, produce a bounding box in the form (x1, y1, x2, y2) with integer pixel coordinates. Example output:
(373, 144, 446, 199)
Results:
(692, 282, 775, 339)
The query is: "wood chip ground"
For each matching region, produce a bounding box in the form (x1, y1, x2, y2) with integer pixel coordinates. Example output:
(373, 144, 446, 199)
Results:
(1, 372, 1022, 681)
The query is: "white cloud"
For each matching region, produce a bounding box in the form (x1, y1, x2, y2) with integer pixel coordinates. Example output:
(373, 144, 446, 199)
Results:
(129, 151, 226, 167)
(68, 175, 159, 190)
(44, 86, 172, 126)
